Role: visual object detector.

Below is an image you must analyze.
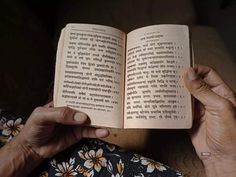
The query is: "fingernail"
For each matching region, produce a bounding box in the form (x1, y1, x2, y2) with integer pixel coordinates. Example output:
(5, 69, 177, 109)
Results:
(96, 129, 109, 138)
(188, 68, 198, 81)
(74, 112, 87, 123)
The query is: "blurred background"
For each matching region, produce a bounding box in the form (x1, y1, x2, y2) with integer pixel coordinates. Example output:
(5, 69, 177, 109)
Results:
(24, 0, 236, 58)
(1, 0, 235, 116)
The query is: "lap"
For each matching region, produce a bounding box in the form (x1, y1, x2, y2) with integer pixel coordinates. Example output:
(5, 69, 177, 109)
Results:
(0, 110, 182, 177)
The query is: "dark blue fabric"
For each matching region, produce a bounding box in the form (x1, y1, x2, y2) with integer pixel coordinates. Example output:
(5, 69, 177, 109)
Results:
(0, 110, 183, 177)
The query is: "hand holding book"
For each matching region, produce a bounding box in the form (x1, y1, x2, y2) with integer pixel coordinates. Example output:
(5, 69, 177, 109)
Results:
(184, 65, 236, 177)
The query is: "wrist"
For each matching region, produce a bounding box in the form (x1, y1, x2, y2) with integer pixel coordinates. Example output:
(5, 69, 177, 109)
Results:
(0, 136, 43, 177)
(203, 156, 236, 177)
(14, 133, 44, 165)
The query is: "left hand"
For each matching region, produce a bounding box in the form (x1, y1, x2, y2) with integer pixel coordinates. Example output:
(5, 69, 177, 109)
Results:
(17, 102, 109, 159)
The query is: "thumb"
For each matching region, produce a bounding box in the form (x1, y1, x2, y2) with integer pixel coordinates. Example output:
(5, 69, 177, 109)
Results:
(31, 107, 88, 125)
(184, 67, 225, 107)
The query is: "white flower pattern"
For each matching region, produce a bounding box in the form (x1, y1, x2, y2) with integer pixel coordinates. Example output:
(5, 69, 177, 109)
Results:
(0, 115, 183, 177)
(140, 157, 167, 173)
(51, 158, 78, 177)
(2, 118, 23, 140)
(78, 148, 107, 172)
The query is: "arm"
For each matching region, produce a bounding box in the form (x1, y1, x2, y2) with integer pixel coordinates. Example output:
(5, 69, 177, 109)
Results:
(184, 65, 236, 177)
(0, 135, 42, 177)
(0, 103, 109, 177)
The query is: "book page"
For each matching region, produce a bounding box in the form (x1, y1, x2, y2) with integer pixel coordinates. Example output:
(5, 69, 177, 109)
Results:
(124, 25, 192, 129)
(54, 29, 65, 105)
(54, 24, 126, 128)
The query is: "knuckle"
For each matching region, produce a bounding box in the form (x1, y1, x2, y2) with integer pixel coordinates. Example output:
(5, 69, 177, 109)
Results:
(32, 106, 44, 115)
(194, 81, 209, 94)
(58, 107, 73, 119)
(82, 127, 90, 138)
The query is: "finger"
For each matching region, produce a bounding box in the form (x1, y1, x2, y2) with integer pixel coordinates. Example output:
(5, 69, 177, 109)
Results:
(194, 64, 236, 106)
(194, 100, 205, 121)
(184, 67, 228, 108)
(32, 106, 88, 125)
(189, 100, 205, 134)
(73, 126, 109, 139)
(44, 101, 54, 108)
(194, 64, 225, 87)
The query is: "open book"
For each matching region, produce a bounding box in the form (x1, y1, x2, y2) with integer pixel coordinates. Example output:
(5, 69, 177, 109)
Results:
(54, 24, 193, 129)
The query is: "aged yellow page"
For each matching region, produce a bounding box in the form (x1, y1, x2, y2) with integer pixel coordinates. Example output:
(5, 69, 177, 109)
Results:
(124, 25, 192, 129)
(54, 24, 126, 128)
(54, 28, 65, 105)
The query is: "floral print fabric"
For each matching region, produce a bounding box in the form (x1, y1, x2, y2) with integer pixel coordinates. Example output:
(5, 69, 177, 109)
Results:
(0, 110, 183, 177)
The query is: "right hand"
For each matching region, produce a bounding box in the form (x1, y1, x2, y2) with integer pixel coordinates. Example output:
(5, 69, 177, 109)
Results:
(184, 65, 236, 176)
